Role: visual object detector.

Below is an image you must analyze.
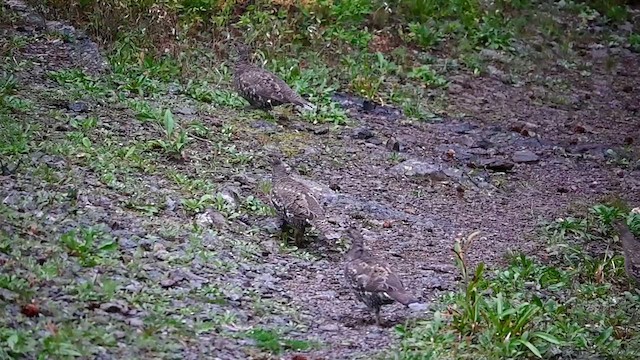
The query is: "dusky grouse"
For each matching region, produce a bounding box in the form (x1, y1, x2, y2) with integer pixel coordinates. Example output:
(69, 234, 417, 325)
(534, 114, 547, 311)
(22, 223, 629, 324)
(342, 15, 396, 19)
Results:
(344, 227, 417, 326)
(613, 219, 640, 285)
(233, 44, 315, 111)
(269, 156, 336, 246)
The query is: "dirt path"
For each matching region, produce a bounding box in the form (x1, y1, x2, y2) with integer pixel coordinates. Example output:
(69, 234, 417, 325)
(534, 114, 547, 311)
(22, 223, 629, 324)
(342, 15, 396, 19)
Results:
(1, 1, 639, 359)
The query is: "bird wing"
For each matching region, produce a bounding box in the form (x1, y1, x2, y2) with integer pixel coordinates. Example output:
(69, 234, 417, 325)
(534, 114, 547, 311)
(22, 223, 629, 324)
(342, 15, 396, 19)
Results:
(237, 68, 300, 105)
(274, 181, 324, 219)
(346, 258, 415, 304)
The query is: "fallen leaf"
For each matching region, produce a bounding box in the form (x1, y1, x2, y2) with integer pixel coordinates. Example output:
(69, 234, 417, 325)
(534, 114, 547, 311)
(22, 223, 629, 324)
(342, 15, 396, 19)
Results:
(21, 302, 40, 317)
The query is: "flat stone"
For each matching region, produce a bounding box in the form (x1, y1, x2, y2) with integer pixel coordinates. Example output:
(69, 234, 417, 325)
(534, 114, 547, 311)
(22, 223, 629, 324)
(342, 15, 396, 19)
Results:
(512, 150, 540, 163)
(351, 127, 374, 140)
(319, 323, 340, 332)
(68, 101, 89, 112)
(389, 159, 447, 181)
(471, 158, 514, 172)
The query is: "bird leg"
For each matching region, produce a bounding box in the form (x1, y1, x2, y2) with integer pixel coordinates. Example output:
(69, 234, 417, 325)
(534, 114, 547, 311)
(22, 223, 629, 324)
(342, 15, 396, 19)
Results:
(374, 308, 383, 327)
(292, 226, 305, 247)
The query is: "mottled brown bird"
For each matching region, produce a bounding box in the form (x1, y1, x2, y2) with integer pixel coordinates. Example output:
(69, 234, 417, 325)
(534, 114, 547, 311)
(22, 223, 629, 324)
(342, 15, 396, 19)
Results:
(344, 227, 417, 326)
(269, 156, 336, 246)
(233, 44, 315, 111)
(613, 219, 640, 285)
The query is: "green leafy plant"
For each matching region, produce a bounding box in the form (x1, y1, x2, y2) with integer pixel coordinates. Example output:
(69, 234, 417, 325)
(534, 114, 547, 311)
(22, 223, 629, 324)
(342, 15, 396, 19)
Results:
(246, 328, 312, 354)
(397, 204, 640, 359)
(408, 65, 448, 87)
(60, 227, 117, 267)
(149, 109, 189, 159)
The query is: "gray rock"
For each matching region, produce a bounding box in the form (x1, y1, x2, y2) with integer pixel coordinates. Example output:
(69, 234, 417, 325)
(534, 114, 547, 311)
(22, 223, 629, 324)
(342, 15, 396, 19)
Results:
(512, 150, 540, 163)
(99, 300, 129, 314)
(252, 120, 277, 134)
(118, 238, 137, 250)
(195, 209, 226, 230)
(408, 302, 429, 312)
(366, 137, 383, 145)
(389, 159, 447, 181)
(126, 318, 144, 327)
(319, 323, 340, 332)
(471, 157, 514, 172)
(314, 126, 329, 135)
(479, 48, 511, 63)
(218, 186, 241, 209)
(68, 101, 89, 112)
(175, 106, 196, 115)
(351, 127, 374, 140)
(487, 65, 508, 82)
(165, 196, 177, 212)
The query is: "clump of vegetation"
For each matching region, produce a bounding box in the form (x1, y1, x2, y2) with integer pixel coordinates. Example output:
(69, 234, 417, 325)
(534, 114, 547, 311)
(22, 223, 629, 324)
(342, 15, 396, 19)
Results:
(395, 204, 640, 359)
(148, 109, 189, 159)
(246, 328, 313, 354)
(21, 0, 639, 121)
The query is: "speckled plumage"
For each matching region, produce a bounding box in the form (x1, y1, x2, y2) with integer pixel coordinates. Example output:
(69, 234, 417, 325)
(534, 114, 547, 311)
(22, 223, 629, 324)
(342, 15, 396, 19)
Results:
(270, 157, 334, 245)
(344, 227, 417, 326)
(614, 220, 640, 285)
(233, 44, 315, 111)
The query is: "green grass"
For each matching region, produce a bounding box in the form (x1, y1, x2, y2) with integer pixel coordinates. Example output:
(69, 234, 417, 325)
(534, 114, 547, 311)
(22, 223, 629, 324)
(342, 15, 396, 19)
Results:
(394, 204, 640, 359)
(19, 0, 637, 122)
(246, 328, 314, 354)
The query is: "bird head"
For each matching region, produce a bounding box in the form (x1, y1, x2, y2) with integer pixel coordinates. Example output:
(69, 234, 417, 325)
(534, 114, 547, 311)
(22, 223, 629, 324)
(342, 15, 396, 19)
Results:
(265, 152, 284, 167)
(231, 42, 252, 64)
(346, 225, 366, 259)
(612, 218, 629, 235)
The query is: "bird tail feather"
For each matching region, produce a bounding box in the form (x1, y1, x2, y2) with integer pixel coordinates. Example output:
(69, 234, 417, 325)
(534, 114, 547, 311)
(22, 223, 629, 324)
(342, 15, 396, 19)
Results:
(388, 290, 418, 306)
(295, 98, 316, 112)
(311, 218, 340, 241)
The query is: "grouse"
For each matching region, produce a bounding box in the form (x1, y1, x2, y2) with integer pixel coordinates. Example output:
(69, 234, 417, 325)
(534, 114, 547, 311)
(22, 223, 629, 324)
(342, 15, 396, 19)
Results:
(343, 227, 418, 326)
(232, 44, 315, 111)
(269, 156, 336, 246)
(613, 219, 640, 285)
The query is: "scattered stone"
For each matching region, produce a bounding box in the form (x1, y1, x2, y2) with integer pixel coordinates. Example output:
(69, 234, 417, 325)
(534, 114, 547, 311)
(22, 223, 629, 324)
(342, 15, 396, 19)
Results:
(218, 186, 241, 209)
(474, 139, 494, 149)
(195, 208, 227, 230)
(165, 196, 177, 212)
(126, 318, 144, 328)
(408, 302, 429, 312)
(351, 127, 374, 140)
(366, 137, 382, 145)
(510, 122, 538, 137)
(447, 83, 464, 94)
(153, 243, 170, 261)
(319, 323, 340, 332)
(314, 126, 329, 135)
(470, 158, 515, 172)
(479, 48, 511, 63)
(124, 283, 142, 293)
(68, 101, 89, 113)
(252, 120, 277, 134)
(175, 106, 196, 115)
(487, 65, 508, 82)
(138, 238, 154, 252)
(389, 159, 448, 181)
(451, 122, 478, 134)
(160, 277, 181, 288)
(512, 150, 540, 163)
(99, 301, 129, 314)
(118, 238, 137, 250)
(442, 167, 463, 180)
